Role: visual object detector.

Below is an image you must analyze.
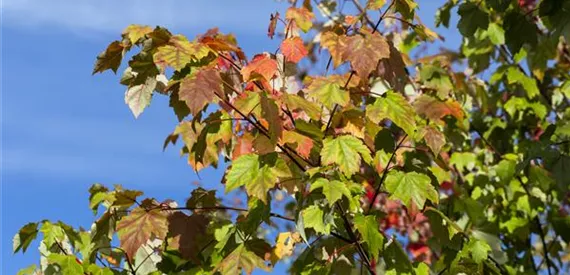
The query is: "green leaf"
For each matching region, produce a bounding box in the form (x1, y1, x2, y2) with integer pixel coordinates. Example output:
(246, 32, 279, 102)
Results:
(504, 11, 538, 54)
(16, 264, 37, 275)
(47, 254, 83, 275)
(93, 40, 124, 74)
(321, 135, 372, 176)
(506, 67, 539, 99)
(306, 77, 348, 109)
(281, 93, 321, 121)
(353, 214, 384, 259)
(384, 239, 413, 273)
(302, 205, 330, 234)
(366, 91, 416, 137)
(487, 22, 505, 45)
(116, 205, 169, 258)
(13, 222, 39, 253)
(457, 2, 489, 37)
(153, 35, 214, 71)
(495, 159, 516, 183)
(450, 152, 477, 172)
(310, 178, 351, 206)
(463, 238, 491, 264)
(124, 76, 156, 118)
(225, 153, 291, 203)
(384, 170, 438, 209)
(215, 244, 269, 275)
(86, 264, 114, 275)
(40, 221, 66, 248)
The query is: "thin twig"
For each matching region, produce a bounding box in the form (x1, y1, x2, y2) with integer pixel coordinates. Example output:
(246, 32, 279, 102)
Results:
(366, 134, 407, 215)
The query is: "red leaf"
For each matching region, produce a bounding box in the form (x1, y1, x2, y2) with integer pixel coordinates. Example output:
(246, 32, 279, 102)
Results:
(281, 37, 308, 63)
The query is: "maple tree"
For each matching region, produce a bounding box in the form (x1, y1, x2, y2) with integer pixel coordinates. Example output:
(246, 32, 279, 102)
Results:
(13, 0, 570, 274)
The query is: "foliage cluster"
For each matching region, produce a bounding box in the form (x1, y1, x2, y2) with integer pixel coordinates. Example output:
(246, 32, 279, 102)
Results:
(14, 0, 570, 274)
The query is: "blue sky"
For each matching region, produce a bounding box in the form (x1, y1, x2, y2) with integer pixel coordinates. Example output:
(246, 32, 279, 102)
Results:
(1, 0, 458, 273)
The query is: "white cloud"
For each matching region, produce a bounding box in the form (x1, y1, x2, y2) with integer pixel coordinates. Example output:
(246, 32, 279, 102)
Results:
(3, 0, 284, 34)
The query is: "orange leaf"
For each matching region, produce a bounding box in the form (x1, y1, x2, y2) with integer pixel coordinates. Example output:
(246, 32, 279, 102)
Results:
(281, 37, 308, 63)
(282, 131, 314, 159)
(241, 53, 278, 82)
(116, 205, 168, 259)
(320, 31, 347, 68)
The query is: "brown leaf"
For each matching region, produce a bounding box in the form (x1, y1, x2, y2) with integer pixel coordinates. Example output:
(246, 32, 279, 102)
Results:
(179, 68, 222, 115)
(420, 125, 446, 156)
(413, 95, 464, 122)
(116, 206, 168, 259)
(168, 212, 210, 264)
(241, 54, 278, 82)
(344, 30, 390, 77)
(93, 41, 125, 74)
(268, 12, 280, 39)
(281, 37, 308, 63)
(377, 40, 408, 92)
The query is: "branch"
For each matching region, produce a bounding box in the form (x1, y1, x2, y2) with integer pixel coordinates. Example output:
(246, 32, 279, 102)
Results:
(336, 202, 375, 274)
(350, 0, 376, 29)
(366, 134, 407, 214)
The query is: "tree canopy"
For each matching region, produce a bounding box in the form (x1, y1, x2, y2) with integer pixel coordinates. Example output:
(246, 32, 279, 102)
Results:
(14, 0, 570, 274)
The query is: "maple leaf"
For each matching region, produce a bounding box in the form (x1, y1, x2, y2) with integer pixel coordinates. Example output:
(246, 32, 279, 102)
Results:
(321, 135, 372, 176)
(260, 94, 283, 144)
(367, 0, 387, 9)
(122, 24, 153, 44)
(216, 244, 270, 275)
(419, 125, 446, 156)
(306, 76, 348, 109)
(281, 131, 314, 159)
(153, 35, 214, 71)
(280, 93, 321, 121)
(366, 91, 416, 137)
(413, 95, 464, 122)
(241, 54, 278, 82)
(167, 212, 210, 263)
(353, 214, 384, 259)
(281, 37, 308, 63)
(268, 12, 280, 39)
(116, 206, 168, 259)
(93, 41, 125, 74)
(384, 170, 439, 209)
(225, 153, 291, 203)
(344, 30, 390, 77)
(232, 133, 254, 160)
(376, 41, 409, 92)
(271, 232, 302, 264)
(320, 32, 347, 68)
(310, 178, 351, 206)
(179, 68, 222, 115)
(302, 205, 331, 234)
(285, 7, 314, 32)
(124, 76, 157, 118)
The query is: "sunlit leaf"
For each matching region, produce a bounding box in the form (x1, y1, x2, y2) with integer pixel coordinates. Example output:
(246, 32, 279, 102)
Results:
(116, 205, 168, 259)
(366, 91, 416, 137)
(385, 170, 438, 209)
(321, 135, 372, 176)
